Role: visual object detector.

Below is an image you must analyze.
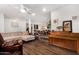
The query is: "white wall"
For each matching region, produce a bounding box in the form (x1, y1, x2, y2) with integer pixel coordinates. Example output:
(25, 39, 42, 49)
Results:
(5, 18, 26, 32)
(0, 14, 27, 33)
(51, 5, 79, 32)
(0, 15, 47, 33)
(0, 14, 4, 33)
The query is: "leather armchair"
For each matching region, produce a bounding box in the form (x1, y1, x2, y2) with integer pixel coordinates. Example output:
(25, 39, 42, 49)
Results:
(0, 33, 23, 55)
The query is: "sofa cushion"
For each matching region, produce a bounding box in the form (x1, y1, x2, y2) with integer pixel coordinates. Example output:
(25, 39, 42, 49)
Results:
(22, 35, 35, 41)
(1, 32, 28, 37)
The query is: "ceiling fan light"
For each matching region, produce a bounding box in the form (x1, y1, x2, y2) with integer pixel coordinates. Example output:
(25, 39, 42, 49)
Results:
(31, 13, 36, 16)
(42, 8, 47, 12)
(20, 8, 26, 13)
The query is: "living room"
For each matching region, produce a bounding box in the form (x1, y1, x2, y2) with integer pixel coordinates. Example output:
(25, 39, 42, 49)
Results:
(0, 4, 79, 55)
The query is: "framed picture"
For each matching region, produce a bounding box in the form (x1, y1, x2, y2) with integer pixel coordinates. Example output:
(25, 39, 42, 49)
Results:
(63, 20, 72, 32)
(34, 24, 38, 29)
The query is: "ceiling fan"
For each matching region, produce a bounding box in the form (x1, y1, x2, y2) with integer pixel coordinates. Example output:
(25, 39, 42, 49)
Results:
(20, 4, 33, 14)
(14, 4, 36, 16)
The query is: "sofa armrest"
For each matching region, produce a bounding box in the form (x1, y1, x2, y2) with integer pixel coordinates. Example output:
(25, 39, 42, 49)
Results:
(2, 39, 23, 52)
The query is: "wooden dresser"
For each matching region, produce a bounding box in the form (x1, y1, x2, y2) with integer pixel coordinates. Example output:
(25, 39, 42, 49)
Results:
(48, 32, 79, 54)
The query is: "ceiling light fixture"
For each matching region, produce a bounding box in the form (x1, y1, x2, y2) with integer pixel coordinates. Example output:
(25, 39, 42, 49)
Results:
(20, 8, 26, 13)
(12, 20, 17, 22)
(31, 13, 36, 16)
(42, 8, 47, 12)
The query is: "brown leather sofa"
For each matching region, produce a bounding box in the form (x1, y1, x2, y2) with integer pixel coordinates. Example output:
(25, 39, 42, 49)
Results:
(0, 33, 23, 55)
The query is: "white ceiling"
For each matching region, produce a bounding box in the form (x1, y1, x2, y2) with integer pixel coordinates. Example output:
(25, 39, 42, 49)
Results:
(24, 4, 68, 23)
(0, 4, 68, 23)
(0, 4, 26, 19)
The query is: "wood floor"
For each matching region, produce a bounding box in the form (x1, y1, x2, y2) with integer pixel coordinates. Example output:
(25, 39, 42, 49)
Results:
(23, 39, 78, 55)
